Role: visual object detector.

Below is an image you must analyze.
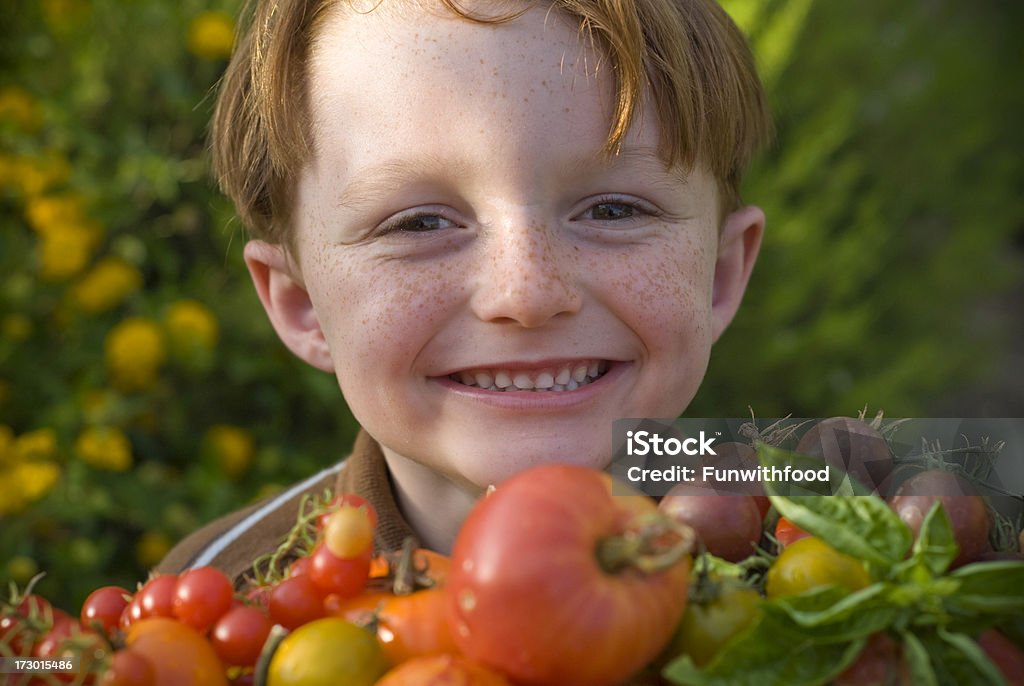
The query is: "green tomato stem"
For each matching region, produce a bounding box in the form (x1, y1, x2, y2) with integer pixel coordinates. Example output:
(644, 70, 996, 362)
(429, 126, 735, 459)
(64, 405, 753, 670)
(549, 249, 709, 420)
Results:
(597, 512, 696, 575)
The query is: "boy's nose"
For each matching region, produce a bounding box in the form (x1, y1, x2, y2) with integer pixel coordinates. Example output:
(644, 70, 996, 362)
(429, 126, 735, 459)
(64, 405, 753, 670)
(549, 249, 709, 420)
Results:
(470, 219, 583, 328)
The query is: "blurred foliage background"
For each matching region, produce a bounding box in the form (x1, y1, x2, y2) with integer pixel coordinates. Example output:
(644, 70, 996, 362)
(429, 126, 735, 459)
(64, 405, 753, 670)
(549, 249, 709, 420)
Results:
(1, 0, 1022, 610)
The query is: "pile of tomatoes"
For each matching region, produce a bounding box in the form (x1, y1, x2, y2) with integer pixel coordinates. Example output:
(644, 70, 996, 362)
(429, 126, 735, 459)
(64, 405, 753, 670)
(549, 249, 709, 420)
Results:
(0, 492, 466, 685)
(3, 416, 1024, 686)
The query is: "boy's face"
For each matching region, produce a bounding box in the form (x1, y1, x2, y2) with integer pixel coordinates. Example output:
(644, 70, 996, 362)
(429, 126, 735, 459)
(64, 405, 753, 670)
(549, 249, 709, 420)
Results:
(248, 2, 762, 490)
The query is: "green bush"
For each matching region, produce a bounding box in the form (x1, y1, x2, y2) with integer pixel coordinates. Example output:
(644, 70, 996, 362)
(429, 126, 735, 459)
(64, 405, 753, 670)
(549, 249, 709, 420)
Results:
(1, 0, 1021, 611)
(695, 0, 1024, 418)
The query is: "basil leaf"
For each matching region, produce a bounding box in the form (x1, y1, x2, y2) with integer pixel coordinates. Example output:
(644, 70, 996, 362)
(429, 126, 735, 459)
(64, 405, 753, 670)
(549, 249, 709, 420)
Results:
(927, 628, 1008, 686)
(944, 561, 1024, 615)
(909, 502, 958, 578)
(662, 610, 864, 686)
(902, 631, 939, 686)
(767, 584, 900, 638)
(757, 444, 912, 568)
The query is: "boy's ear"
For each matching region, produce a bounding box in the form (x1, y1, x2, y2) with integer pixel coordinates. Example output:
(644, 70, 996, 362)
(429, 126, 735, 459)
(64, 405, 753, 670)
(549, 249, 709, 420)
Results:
(243, 240, 334, 372)
(710, 205, 765, 343)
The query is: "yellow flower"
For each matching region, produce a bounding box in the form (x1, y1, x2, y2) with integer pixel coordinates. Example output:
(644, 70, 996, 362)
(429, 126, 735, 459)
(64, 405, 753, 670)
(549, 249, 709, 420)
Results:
(164, 299, 219, 359)
(37, 221, 102, 281)
(136, 530, 173, 568)
(25, 193, 86, 234)
(71, 257, 143, 314)
(105, 318, 167, 392)
(203, 424, 254, 480)
(74, 425, 132, 472)
(187, 11, 235, 60)
(0, 153, 67, 196)
(0, 86, 42, 133)
(2, 313, 33, 341)
(25, 194, 102, 281)
(14, 427, 59, 462)
(0, 462, 61, 515)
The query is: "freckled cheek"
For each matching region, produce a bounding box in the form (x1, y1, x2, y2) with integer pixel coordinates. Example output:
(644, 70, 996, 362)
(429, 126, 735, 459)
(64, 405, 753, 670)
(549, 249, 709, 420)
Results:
(599, 244, 715, 341)
(312, 260, 466, 374)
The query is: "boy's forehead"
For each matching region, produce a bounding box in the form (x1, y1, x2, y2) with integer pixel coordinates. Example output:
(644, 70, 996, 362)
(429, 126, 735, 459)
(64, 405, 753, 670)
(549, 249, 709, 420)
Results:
(301, 0, 706, 206)
(311, 2, 603, 96)
(307, 5, 615, 152)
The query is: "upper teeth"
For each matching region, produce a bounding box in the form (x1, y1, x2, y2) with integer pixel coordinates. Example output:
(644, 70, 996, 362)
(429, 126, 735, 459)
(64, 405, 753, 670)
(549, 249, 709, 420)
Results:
(452, 361, 608, 392)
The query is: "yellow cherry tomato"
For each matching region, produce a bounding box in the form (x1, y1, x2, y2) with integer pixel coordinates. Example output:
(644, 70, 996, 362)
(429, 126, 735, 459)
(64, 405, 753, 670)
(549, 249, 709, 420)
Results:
(765, 536, 871, 598)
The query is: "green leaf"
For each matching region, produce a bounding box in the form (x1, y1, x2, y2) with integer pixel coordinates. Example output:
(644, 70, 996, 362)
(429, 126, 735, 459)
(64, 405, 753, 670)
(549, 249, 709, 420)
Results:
(757, 445, 912, 567)
(944, 561, 1024, 616)
(768, 584, 900, 638)
(902, 631, 939, 686)
(928, 629, 1008, 686)
(662, 606, 865, 686)
(895, 502, 958, 581)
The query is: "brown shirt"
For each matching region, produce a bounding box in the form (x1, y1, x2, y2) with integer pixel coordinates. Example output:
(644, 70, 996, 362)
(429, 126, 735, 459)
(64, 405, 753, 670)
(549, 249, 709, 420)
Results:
(156, 430, 419, 584)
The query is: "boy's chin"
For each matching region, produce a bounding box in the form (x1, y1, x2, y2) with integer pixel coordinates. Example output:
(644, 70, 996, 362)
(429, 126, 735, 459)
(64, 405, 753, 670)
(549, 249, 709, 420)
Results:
(458, 448, 613, 490)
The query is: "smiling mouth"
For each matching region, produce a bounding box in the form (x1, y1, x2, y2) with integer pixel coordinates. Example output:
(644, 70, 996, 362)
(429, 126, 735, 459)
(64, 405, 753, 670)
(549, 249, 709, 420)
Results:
(448, 360, 610, 392)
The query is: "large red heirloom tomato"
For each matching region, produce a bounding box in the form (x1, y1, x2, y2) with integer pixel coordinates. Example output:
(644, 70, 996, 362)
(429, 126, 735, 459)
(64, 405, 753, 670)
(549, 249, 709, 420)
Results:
(447, 464, 694, 686)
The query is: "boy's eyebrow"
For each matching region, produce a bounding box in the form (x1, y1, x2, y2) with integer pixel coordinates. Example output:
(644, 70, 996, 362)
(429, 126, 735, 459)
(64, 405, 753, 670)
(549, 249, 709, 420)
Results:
(336, 155, 472, 212)
(335, 146, 686, 212)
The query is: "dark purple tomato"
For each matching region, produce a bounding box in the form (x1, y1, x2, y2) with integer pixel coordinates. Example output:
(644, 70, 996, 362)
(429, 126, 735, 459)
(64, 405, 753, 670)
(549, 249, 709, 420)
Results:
(658, 484, 763, 562)
(889, 470, 991, 569)
(795, 417, 894, 494)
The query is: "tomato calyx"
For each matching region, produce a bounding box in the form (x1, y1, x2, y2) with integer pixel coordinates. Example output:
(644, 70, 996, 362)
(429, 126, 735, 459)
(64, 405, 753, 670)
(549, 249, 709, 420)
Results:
(596, 511, 696, 575)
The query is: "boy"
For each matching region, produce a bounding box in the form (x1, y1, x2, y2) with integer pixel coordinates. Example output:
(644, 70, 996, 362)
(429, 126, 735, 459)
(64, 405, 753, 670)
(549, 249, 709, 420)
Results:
(158, 0, 772, 581)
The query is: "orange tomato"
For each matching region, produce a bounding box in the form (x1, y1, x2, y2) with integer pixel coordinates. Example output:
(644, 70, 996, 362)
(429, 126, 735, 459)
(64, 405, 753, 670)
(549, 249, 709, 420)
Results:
(375, 588, 459, 664)
(373, 653, 513, 686)
(328, 587, 458, 665)
(125, 617, 227, 686)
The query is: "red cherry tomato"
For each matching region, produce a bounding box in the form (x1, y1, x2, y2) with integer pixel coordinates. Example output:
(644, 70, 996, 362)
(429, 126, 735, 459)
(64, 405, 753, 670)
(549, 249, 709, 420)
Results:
(173, 566, 234, 633)
(268, 575, 326, 630)
(448, 464, 693, 686)
(289, 556, 312, 578)
(33, 614, 102, 684)
(31, 612, 75, 659)
(136, 575, 178, 621)
(774, 516, 811, 548)
(0, 594, 55, 654)
(307, 543, 371, 599)
(210, 604, 273, 668)
(82, 585, 132, 634)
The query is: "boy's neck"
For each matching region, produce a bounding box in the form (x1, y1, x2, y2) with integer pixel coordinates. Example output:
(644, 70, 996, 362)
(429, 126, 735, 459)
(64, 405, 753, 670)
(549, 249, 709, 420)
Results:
(379, 446, 482, 555)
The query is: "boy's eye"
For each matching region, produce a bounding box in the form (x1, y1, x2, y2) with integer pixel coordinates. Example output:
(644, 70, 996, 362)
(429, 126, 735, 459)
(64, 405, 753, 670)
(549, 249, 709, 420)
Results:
(589, 202, 636, 220)
(379, 213, 457, 234)
(576, 197, 658, 223)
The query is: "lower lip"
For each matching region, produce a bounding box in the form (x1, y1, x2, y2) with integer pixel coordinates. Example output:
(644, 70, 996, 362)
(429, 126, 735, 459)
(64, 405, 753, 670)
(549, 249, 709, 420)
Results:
(431, 362, 627, 410)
